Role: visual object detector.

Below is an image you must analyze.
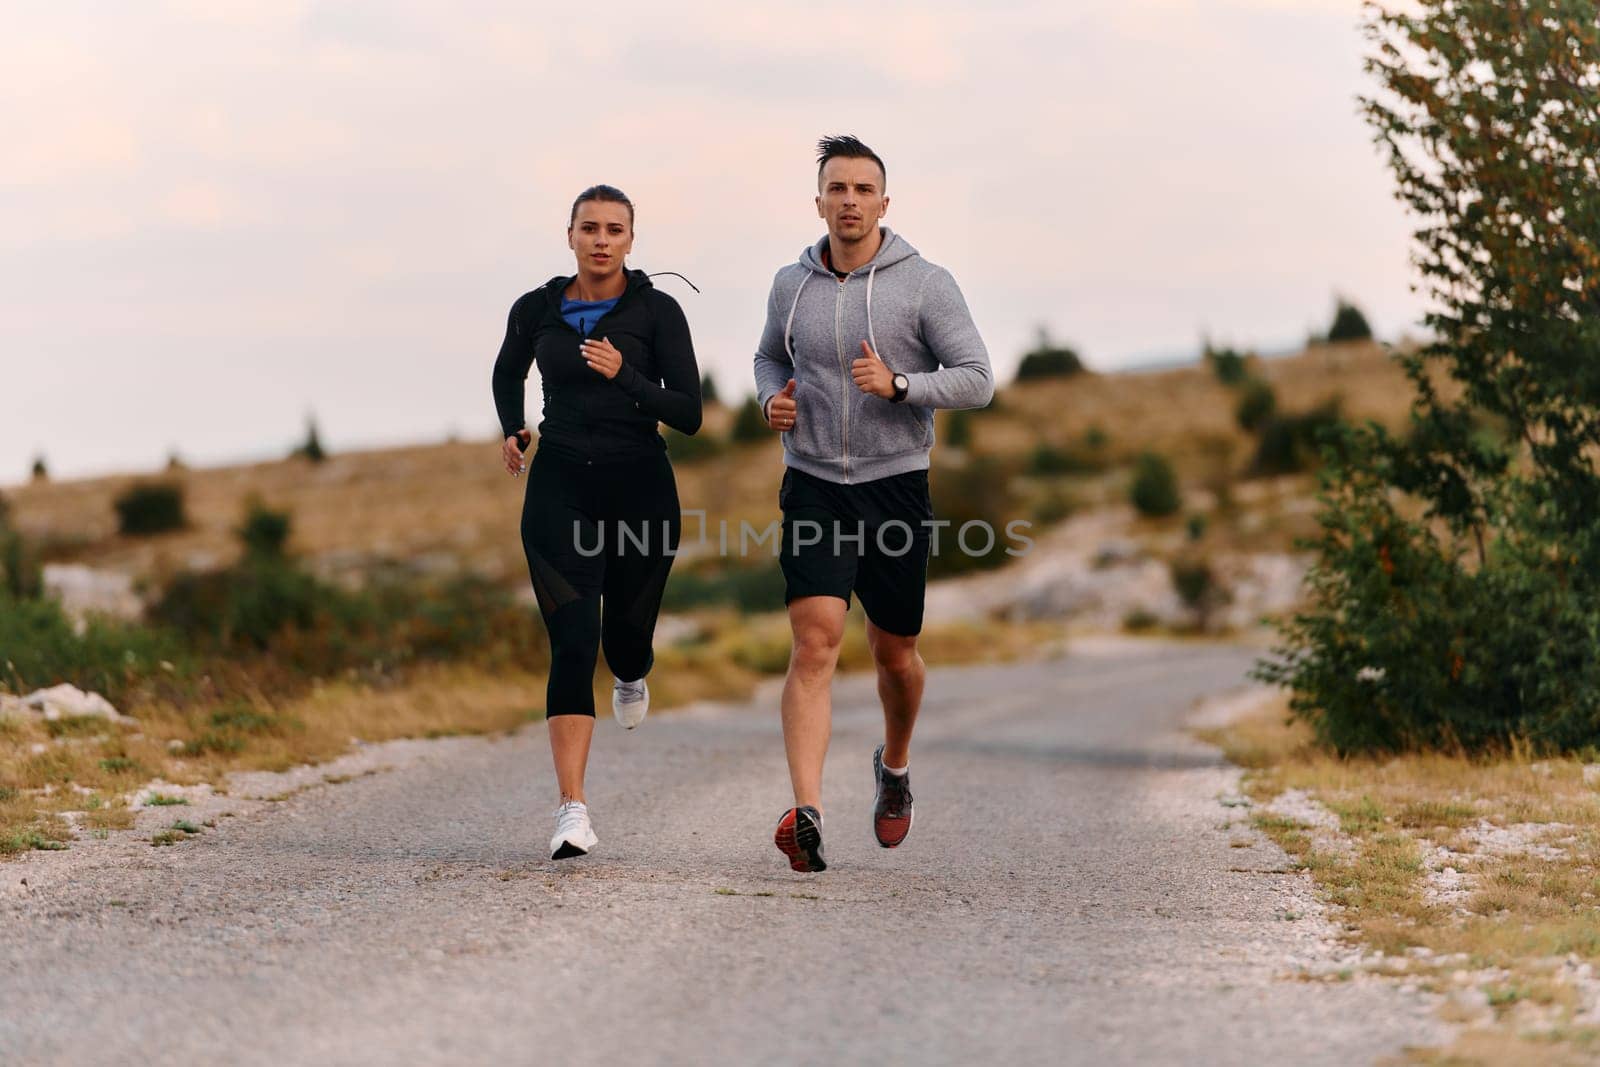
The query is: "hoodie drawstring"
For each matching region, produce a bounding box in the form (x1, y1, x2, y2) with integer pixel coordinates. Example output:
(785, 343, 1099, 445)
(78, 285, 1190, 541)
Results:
(865, 262, 890, 371)
(783, 273, 811, 362)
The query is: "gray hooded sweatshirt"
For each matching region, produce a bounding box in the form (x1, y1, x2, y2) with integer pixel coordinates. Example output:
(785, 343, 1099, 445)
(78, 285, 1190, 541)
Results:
(753, 228, 993, 485)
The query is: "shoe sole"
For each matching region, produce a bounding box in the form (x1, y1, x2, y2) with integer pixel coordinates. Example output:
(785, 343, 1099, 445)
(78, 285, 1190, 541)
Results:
(874, 807, 913, 849)
(551, 833, 596, 860)
(773, 809, 826, 872)
(872, 747, 914, 849)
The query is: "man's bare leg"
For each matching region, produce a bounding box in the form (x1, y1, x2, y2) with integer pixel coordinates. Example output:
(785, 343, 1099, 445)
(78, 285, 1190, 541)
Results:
(867, 621, 925, 768)
(781, 595, 848, 811)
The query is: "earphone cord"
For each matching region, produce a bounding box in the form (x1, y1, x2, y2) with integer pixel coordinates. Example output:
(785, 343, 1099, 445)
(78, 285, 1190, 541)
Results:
(647, 271, 701, 293)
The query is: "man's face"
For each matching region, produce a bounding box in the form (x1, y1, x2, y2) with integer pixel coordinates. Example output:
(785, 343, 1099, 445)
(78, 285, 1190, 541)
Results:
(815, 156, 888, 244)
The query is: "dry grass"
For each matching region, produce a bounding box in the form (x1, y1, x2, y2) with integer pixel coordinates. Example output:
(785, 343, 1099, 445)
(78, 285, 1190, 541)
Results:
(1206, 697, 1600, 1061)
(0, 612, 1063, 857)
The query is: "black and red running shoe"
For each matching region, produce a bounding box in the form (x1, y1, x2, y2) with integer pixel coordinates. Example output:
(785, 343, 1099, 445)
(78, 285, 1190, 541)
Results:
(773, 805, 826, 872)
(872, 745, 913, 848)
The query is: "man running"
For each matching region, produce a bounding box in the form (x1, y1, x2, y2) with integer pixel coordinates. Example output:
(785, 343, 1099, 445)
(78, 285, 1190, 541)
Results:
(753, 135, 994, 872)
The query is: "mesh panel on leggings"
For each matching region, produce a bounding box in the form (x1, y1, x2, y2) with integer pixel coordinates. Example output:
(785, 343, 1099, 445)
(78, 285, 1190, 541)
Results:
(526, 547, 583, 619)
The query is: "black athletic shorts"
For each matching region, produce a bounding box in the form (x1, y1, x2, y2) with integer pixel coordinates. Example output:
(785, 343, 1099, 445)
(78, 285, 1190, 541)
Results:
(777, 466, 933, 636)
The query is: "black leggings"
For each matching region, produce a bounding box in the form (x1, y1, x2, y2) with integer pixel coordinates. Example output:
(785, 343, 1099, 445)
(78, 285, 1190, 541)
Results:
(520, 447, 681, 717)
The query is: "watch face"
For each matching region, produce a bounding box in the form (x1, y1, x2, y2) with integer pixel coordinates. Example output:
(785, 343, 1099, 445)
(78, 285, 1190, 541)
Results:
(894, 374, 908, 390)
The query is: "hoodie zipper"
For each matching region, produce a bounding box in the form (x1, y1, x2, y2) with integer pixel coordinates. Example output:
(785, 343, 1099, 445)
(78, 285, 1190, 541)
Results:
(834, 273, 850, 483)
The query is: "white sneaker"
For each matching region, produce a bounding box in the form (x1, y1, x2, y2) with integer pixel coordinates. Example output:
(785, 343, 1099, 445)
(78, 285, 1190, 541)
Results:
(550, 800, 597, 859)
(612, 675, 649, 730)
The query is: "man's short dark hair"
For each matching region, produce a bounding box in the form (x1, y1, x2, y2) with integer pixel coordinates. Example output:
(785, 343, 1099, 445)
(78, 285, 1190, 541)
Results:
(816, 135, 886, 190)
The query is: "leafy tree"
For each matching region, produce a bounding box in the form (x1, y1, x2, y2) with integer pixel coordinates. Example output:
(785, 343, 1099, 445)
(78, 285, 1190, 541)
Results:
(1327, 299, 1373, 343)
(1257, 2, 1600, 754)
(1015, 327, 1085, 381)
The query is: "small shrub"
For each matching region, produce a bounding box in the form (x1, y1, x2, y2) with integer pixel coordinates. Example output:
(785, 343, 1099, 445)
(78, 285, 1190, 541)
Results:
(944, 409, 973, 449)
(1129, 453, 1181, 518)
(1122, 609, 1159, 632)
(699, 372, 720, 405)
(0, 595, 185, 707)
(1015, 328, 1086, 382)
(1170, 556, 1229, 630)
(1235, 378, 1277, 433)
(1245, 400, 1344, 478)
(30, 456, 48, 482)
(1033, 489, 1076, 526)
(1186, 513, 1208, 542)
(114, 482, 186, 536)
(0, 524, 42, 601)
(929, 456, 1019, 577)
(1204, 345, 1249, 386)
(731, 398, 769, 443)
(238, 500, 292, 560)
(1327, 299, 1373, 343)
(663, 427, 725, 463)
(663, 561, 787, 613)
(1028, 441, 1105, 477)
(297, 417, 327, 463)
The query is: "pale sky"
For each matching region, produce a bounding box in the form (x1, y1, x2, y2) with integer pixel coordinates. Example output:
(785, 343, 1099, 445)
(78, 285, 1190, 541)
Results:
(1, 0, 1423, 483)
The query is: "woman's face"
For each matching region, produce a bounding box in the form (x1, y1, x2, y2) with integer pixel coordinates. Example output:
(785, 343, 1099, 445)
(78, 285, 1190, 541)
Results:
(568, 200, 634, 279)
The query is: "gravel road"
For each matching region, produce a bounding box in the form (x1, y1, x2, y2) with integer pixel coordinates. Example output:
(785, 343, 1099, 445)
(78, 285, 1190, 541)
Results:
(0, 639, 1447, 1065)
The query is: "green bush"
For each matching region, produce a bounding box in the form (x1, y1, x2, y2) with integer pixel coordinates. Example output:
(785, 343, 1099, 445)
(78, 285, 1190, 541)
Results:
(1128, 453, 1180, 518)
(731, 398, 769, 443)
(1015, 327, 1085, 382)
(1204, 345, 1249, 386)
(0, 595, 186, 707)
(1032, 488, 1076, 527)
(662, 561, 787, 613)
(114, 482, 186, 536)
(929, 456, 1019, 578)
(1170, 556, 1228, 630)
(238, 500, 291, 560)
(1245, 401, 1343, 478)
(0, 497, 42, 601)
(30, 457, 47, 482)
(1027, 443, 1098, 477)
(663, 427, 725, 463)
(1327, 299, 1373, 344)
(1235, 378, 1277, 433)
(944, 409, 973, 449)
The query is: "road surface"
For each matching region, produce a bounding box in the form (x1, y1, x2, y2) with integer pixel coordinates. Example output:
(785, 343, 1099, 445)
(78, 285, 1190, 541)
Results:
(0, 640, 1445, 1065)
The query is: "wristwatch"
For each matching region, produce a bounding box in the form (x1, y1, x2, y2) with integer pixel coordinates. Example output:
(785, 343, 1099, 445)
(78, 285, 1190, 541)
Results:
(890, 373, 909, 404)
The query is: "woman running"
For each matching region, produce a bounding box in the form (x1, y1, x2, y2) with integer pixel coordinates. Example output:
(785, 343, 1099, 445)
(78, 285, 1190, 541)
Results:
(492, 184, 702, 859)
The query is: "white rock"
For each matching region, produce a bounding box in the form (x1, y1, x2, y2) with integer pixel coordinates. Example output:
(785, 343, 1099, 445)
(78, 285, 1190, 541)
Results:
(20, 684, 130, 723)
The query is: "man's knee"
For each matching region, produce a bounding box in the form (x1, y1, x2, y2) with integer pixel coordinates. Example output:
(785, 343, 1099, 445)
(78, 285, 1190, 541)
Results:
(790, 610, 844, 678)
(868, 628, 920, 678)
